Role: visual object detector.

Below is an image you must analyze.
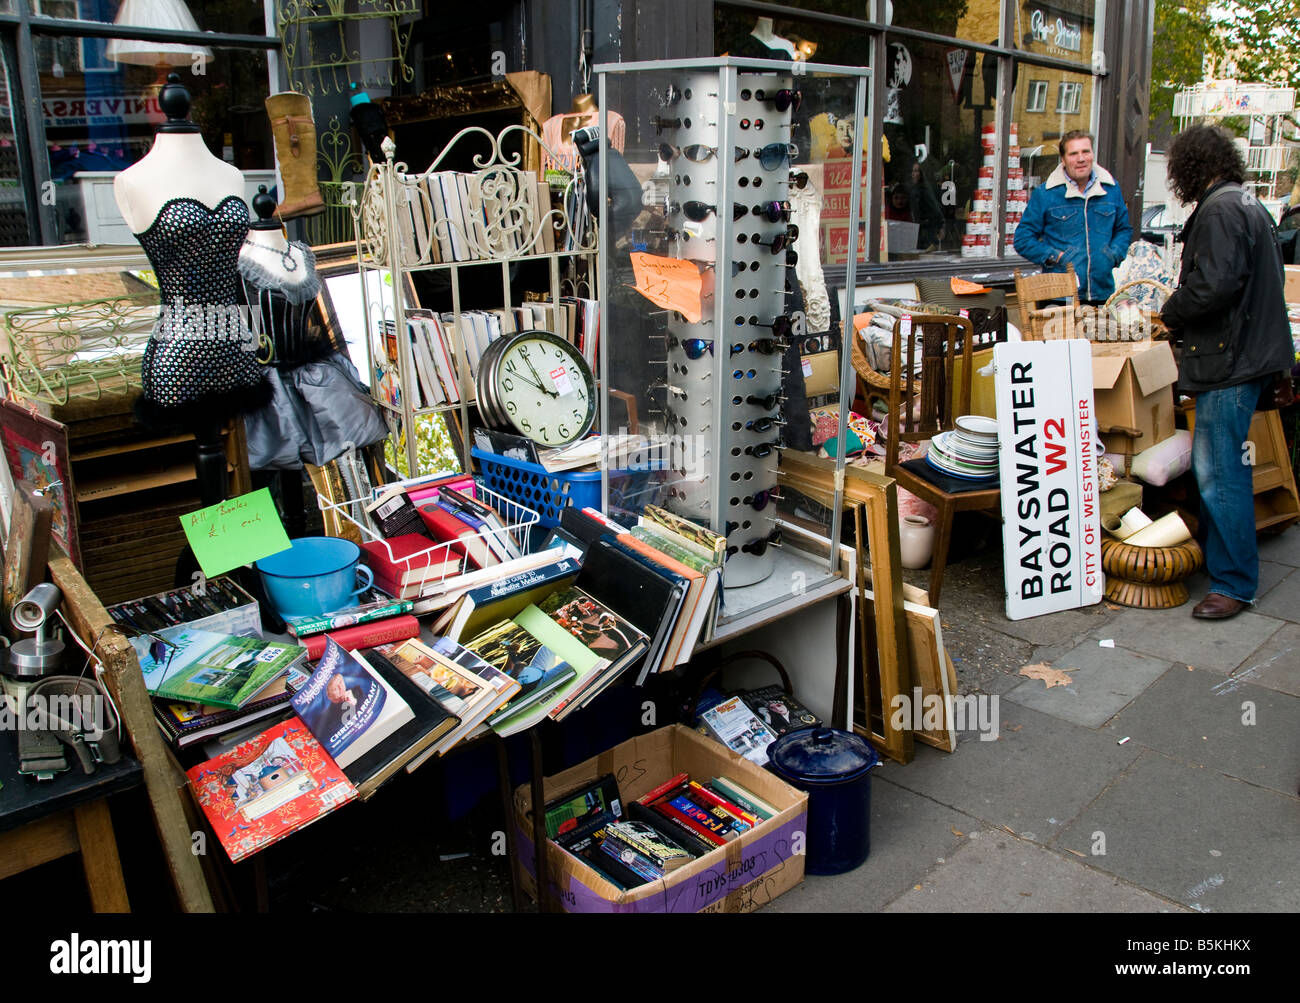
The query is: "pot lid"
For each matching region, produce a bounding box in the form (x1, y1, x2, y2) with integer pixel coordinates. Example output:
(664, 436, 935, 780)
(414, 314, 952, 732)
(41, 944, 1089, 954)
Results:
(770, 727, 879, 784)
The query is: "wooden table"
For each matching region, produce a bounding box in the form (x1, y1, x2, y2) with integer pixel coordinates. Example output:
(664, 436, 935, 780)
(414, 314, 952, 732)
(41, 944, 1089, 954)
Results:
(0, 728, 143, 912)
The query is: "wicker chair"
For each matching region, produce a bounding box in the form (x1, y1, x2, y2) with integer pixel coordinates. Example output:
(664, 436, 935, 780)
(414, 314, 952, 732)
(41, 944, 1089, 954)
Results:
(1014, 265, 1079, 341)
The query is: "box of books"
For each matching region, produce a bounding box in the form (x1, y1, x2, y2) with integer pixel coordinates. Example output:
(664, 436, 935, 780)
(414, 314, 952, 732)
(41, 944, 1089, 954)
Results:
(107, 576, 260, 643)
(512, 724, 808, 913)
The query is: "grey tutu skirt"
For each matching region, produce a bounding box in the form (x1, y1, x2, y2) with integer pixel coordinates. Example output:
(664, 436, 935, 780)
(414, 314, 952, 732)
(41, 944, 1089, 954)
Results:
(244, 351, 389, 469)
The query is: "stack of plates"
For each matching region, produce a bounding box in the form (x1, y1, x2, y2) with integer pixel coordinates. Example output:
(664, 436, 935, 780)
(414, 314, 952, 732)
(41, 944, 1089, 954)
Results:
(926, 415, 1000, 481)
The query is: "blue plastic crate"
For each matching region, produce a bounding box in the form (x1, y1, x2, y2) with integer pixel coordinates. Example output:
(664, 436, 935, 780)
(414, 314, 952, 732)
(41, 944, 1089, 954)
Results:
(472, 447, 602, 528)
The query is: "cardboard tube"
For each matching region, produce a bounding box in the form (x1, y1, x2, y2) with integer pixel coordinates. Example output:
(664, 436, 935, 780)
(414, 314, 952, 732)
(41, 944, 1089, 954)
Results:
(1102, 514, 1130, 539)
(1125, 512, 1193, 548)
(1119, 506, 1153, 538)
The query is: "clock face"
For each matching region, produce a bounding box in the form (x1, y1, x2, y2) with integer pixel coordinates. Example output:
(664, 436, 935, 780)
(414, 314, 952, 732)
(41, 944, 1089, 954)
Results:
(489, 331, 596, 447)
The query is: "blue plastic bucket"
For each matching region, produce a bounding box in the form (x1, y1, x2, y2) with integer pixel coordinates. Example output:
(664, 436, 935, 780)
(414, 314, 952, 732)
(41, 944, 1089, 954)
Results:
(255, 536, 373, 618)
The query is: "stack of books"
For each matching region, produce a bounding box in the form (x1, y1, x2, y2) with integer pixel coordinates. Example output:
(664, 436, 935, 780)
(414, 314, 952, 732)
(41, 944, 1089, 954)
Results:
(546, 771, 778, 890)
(696, 687, 821, 767)
(138, 628, 310, 754)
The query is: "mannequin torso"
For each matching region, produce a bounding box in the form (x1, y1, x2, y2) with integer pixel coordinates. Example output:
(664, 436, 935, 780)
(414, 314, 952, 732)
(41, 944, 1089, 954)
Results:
(114, 132, 244, 234)
(750, 16, 797, 58)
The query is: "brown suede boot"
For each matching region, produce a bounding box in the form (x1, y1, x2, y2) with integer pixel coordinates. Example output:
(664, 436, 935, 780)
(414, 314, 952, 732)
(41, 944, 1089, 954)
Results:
(265, 91, 324, 219)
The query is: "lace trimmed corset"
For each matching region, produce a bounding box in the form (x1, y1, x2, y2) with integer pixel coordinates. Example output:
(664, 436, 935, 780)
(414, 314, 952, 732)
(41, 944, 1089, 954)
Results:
(133, 195, 266, 415)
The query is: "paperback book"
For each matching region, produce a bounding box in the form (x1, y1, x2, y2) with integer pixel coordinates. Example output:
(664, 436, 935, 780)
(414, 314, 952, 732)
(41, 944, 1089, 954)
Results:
(290, 637, 414, 768)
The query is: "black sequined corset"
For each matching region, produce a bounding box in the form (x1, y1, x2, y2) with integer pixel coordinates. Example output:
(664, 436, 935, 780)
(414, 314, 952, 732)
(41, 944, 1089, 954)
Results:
(134, 194, 265, 415)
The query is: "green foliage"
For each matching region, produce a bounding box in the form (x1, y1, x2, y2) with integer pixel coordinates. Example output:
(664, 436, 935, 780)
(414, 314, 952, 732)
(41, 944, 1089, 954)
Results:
(1215, 0, 1300, 90)
(1151, 0, 1217, 121)
(383, 412, 462, 479)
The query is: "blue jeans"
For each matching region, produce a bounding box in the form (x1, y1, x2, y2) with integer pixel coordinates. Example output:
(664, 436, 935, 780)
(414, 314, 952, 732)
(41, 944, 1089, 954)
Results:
(1192, 377, 1268, 602)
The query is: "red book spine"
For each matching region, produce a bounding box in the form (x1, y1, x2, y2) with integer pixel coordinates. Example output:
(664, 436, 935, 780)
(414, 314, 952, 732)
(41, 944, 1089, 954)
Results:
(637, 771, 691, 806)
(303, 615, 421, 660)
(653, 801, 728, 847)
(688, 781, 758, 829)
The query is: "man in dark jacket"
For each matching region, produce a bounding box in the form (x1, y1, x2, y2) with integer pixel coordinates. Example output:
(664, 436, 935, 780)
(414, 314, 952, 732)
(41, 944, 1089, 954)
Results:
(1160, 125, 1294, 619)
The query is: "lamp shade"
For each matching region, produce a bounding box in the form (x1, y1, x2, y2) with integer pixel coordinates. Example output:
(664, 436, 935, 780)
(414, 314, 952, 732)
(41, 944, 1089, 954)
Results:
(106, 0, 214, 66)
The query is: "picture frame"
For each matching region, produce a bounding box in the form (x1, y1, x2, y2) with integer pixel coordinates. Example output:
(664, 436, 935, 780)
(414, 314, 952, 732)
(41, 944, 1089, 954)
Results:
(0, 399, 80, 568)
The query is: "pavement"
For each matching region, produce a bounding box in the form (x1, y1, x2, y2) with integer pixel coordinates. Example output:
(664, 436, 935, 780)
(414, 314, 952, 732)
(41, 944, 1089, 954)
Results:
(765, 523, 1300, 914)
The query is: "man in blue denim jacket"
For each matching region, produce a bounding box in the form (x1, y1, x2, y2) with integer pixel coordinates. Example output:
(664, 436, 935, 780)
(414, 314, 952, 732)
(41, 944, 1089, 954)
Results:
(1014, 130, 1133, 304)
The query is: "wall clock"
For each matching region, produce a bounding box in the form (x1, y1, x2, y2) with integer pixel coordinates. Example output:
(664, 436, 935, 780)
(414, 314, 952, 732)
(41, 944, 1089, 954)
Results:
(476, 330, 597, 447)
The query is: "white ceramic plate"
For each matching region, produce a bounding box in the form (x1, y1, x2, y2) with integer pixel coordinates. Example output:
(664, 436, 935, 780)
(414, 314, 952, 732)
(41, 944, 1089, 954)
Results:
(955, 414, 999, 438)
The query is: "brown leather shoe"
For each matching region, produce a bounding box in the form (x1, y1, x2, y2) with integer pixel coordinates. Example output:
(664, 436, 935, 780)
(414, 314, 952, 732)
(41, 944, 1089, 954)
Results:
(1192, 593, 1248, 619)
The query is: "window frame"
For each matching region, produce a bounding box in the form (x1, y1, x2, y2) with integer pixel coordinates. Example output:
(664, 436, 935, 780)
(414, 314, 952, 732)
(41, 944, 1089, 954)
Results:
(1056, 80, 1082, 114)
(1026, 79, 1048, 113)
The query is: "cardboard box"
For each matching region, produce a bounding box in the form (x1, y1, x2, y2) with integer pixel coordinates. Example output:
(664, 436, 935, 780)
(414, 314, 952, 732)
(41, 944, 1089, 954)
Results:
(512, 724, 809, 913)
(106, 576, 261, 642)
(1090, 340, 1178, 455)
(1285, 265, 1300, 305)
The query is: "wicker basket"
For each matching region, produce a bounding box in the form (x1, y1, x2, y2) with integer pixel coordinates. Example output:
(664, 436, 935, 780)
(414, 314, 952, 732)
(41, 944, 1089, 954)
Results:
(1100, 536, 1204, 609)
(1078, 278, 1174, 342)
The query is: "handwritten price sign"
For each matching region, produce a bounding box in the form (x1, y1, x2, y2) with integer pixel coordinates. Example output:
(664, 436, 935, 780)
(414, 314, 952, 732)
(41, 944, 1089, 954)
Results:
(629, 252, 704, 324)
(180, 487, 292, 578)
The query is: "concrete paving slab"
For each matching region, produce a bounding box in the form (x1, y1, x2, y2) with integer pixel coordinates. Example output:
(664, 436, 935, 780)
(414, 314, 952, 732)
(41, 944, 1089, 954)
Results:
(1056, 751, 1300, 912)
(1256, 560, 1293, 598)
(1107, 659, 1300, 795)
(1257, 525, 1300, 567)
(763, 780, 972, 913)
(993, 602, 1116, 647)
(1083, 606, 1283, 673)
(881, 703, 1142, 843)
(883, 829, 1185, 912)
(1254, 569, 1300, 623)
(1004, 642, 1172, 728)
(1224, 624, 1300, 697)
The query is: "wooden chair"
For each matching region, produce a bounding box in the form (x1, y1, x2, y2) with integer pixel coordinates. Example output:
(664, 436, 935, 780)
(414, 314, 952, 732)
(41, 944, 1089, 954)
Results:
(1014, 265, 1079, 341)
(884, 314, 1000, 607)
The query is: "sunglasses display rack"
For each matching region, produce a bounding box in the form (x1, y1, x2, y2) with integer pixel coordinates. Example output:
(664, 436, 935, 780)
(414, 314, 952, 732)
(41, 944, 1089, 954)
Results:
(656, 70, 796, 588)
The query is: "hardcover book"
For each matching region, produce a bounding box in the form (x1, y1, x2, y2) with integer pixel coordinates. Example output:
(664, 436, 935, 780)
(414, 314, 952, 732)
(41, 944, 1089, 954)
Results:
(544, 773, 623, 840)
(462, 617, 576, 736)
(185, 718, 357, 863)
(741, 685, 821, 738)
(132, 629, 305, 710)
(433, 556, 581, 642)
(290, 638, 414, 768)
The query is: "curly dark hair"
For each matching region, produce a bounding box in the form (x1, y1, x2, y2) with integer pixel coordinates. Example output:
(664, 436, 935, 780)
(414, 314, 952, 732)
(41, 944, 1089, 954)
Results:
(1166, 125, 1246, 205)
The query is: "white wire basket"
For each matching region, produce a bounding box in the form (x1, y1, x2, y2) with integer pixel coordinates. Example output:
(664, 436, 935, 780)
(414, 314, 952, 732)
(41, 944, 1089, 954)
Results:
(315, 484, 541, 595)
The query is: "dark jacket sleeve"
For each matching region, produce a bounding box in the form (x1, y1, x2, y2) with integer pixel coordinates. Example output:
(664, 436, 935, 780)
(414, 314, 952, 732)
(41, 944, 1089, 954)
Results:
(1160, 204, 1251, 330)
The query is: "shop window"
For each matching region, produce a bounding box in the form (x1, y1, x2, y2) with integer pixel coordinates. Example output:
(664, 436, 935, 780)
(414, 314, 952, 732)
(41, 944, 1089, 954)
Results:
(0, 49, 28, 245)
(1013, 67, 1094, 190)
(1056, 81, 1082, 114)
(1025, 79, 1048, 113)
(880, 36, 991, 261)
(1013, 0, 1097, 64)
(38, 37, 273, 245)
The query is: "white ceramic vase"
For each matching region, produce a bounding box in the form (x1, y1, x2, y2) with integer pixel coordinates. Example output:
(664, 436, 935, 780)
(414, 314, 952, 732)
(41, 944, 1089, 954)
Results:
(899, 514, 936, 569)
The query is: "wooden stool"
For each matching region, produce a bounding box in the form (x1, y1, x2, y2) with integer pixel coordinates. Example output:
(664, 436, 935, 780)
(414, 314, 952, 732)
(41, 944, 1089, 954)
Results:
(1100, 537, 1204, 609)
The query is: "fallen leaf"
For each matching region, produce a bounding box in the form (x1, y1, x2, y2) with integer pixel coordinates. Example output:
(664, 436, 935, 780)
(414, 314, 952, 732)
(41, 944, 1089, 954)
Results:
(951, 826, 965, 837)
(1104, 602, 1123, 611)
(1019, 891, 1033, 897)
(914, 884, 923, 890)
(1187, 665, 1195, 671)
(1019, 662, 1075, 688)
(1005, 724, 1023, 732)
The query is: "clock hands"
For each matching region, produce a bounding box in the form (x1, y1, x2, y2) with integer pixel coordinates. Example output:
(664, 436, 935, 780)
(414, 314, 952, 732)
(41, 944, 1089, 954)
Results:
(518, 346, 558, 397)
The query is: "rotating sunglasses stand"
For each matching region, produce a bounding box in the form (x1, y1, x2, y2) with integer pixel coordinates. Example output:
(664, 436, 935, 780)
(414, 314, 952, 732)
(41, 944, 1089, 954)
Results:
(660, 71, 794, 588)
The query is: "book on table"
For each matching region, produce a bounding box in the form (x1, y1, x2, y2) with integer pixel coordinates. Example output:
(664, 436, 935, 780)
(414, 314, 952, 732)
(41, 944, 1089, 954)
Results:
(132, 628, 306, 710)
(740, 685, 821, 739)
(461, 615, 577, 737)
(361, 532, 463, 599)
(697, 695, 779, 766)
(536, 585, 649, 718)
(368, 635, 519, 762)
(290, 637, 414, 769)
(185, 717, 357, 863)
(153, 675, 295, 750)
(432, 555, 581, 642)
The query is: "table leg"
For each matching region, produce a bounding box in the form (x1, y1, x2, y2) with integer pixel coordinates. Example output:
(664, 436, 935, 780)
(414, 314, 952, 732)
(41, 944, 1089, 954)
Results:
(73, 800, 130, 913)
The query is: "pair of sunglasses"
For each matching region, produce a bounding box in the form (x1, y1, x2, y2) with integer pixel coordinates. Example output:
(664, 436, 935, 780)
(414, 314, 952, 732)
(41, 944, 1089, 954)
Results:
(669, 336, 713, 360)
(751, 142, 798, 170)
(746, 416, 783, 433)
(750, 315, 795, 340)
(745, 441, 779, 458)
(747, 391, 783, 409)
(727, 528, 783, 557)
(751, 200, 792, 222)
(659, 142, 716, 163)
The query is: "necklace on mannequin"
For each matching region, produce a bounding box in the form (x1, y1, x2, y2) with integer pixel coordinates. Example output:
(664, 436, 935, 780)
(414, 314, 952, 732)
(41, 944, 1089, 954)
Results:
(243, 236, 298, 272)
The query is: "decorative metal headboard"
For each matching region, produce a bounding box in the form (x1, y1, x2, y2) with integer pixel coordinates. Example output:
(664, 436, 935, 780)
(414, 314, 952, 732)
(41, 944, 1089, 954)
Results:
(1, 293, 159, 405)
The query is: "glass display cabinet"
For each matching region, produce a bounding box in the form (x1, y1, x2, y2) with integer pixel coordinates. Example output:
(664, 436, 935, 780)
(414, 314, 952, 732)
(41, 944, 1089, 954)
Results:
(594, 57, 871, 630)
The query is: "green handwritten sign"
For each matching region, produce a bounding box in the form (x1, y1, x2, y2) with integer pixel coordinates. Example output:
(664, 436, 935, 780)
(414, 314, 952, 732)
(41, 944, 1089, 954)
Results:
(180, 488, 292, 578)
